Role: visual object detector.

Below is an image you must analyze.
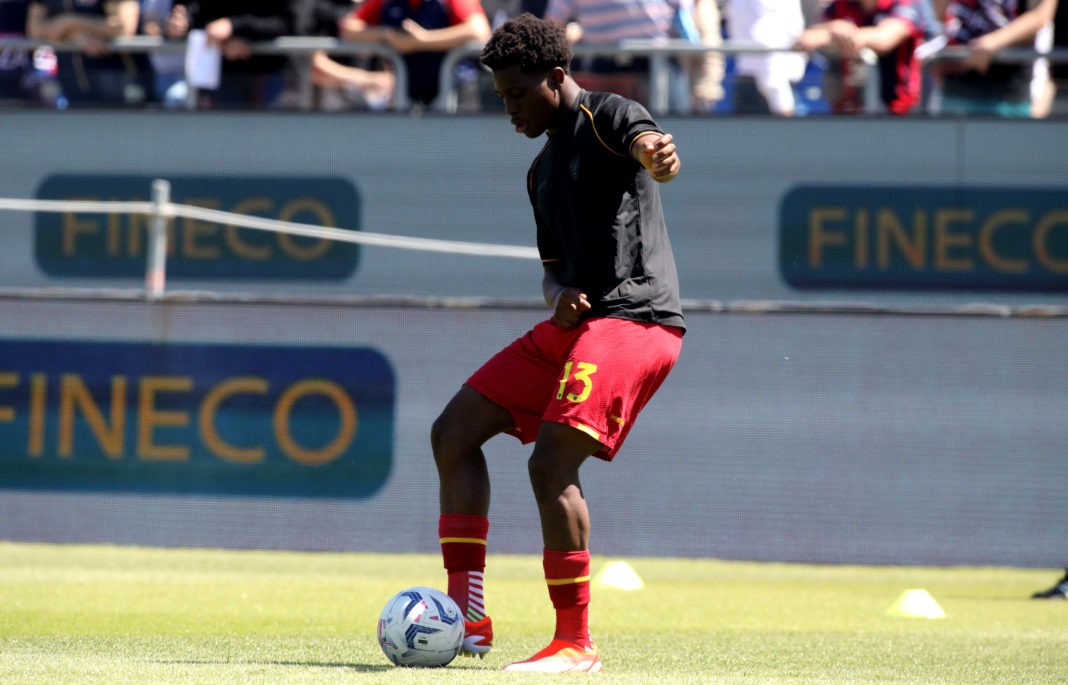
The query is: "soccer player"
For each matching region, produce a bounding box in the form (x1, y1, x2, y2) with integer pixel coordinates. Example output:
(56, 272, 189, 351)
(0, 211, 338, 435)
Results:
(432, 13, 685, 673)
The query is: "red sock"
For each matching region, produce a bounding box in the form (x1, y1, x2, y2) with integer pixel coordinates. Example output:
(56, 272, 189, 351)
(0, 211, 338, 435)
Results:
(439, 514, 488, 621)
(543, 549, 592, 648)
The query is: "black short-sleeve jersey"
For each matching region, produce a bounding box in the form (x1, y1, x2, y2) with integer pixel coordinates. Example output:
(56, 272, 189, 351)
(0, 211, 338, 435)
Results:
(528, 90, 685, 332)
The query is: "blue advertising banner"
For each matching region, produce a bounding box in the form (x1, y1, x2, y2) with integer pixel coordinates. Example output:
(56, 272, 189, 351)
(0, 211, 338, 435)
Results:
(780, 186, 1068, 291)
(34, 175, 361, 279)
(0, 340, 394, 497)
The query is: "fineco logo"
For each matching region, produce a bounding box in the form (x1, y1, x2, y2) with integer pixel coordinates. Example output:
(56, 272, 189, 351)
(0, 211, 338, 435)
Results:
(34, 175, 361, 280)
(0, 340, 394, 498)
(779, 186, 1068, 291)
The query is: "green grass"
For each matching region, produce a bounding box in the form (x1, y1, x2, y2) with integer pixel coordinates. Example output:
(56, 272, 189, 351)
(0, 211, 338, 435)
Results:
(1, 542, 1065, 684)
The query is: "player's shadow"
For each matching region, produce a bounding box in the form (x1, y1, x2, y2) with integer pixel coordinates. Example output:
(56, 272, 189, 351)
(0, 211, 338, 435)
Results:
(151, 659, 392, 673)
(269, 661, 393, 672)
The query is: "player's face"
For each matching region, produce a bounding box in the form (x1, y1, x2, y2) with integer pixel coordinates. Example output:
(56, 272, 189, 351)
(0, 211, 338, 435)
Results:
(491, 65, 561, 139)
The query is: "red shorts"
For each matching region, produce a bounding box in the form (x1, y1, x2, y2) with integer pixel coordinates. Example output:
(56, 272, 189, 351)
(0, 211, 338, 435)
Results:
(466, 317, 683, 461)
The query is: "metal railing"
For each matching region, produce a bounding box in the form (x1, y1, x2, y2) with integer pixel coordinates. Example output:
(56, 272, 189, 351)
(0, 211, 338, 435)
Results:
(922, 45, 1068, 70)
(920, 46, 1068, 114)
(4, 35, 1068, 115)
(0, 35, 876, 115)
(438, 39, 855, 115)
(0, 36, 411, 111)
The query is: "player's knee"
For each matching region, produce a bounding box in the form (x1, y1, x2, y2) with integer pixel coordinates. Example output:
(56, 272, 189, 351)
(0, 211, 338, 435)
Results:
(432, 388, 512, 463)
(527, 452, 573, 502)
(430, 405, 482, 466)
(430, 410, 461, 461)
(526, 454, 552, 499)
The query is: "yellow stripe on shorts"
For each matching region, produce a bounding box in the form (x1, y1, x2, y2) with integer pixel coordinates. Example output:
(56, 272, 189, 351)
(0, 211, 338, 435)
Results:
(574, 423, 601, 441)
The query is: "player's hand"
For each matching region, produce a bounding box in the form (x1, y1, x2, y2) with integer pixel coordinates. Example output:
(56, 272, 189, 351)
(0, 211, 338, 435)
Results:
(553, 288, 591, 329)
(633, 133, 680, 183)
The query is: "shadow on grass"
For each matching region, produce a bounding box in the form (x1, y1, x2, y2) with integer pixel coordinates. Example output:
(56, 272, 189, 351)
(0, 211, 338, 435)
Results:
(151, 659, 393, 673)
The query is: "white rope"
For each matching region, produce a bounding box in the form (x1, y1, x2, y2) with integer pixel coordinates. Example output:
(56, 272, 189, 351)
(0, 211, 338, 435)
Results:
(0, 198, 157, 215)
(0, 197, 541, 261)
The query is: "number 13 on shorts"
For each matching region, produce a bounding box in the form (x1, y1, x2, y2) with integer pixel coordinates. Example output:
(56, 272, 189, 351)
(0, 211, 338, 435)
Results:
(557, 361, 598, 402)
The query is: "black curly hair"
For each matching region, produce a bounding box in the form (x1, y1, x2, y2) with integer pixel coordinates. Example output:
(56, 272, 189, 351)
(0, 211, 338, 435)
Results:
(480, 13, 572, 74)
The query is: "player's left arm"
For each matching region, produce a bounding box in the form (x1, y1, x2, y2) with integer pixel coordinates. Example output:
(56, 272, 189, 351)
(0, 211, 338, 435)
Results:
(543, 266, 590, 329)
(630, 131, 681, 183)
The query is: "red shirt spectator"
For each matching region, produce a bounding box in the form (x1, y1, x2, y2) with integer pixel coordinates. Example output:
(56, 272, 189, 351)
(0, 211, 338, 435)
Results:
(798, 0, 929, 114)
(343, 0, 490, 106)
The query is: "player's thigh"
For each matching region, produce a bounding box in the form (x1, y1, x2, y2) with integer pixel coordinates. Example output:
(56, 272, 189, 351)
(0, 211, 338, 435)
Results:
(465, 321, 572, 442)
(547, 319, 682, 457)
(432, 385, 514, 453)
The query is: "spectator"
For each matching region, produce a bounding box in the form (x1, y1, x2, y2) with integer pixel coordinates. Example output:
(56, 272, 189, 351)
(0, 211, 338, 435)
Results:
(338, 0, 491, 109)
(170, 1, 294, 109)
(724, 0, 808, 115)
(931, 0, 1063, 115)
(688, 0, 725, 113)
(917, 0, 942, 37)
(1, 0, 33, 104)
(26, 0, 148, 107)
(1049, 0, 1067, 115)
(482, 0, 540, 27)
(306, 0, 394, 111)
(796, 0, 931, 115)
(1029, 15, 1053, 116)
(544, 0, 704, 110)
(983, 0, 1068, 116)
(141, 0, 186, 108)
(932, 0, 1035, 116)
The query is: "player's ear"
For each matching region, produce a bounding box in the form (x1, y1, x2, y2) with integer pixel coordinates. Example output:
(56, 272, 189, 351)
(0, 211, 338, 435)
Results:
(548, 66, 566, 90)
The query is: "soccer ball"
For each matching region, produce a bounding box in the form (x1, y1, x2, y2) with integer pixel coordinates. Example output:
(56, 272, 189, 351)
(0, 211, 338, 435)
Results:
(377, 586, 464, 667)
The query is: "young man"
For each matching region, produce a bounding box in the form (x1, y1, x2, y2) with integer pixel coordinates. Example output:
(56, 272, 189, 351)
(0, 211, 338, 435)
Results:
(431, 12, 685, 673)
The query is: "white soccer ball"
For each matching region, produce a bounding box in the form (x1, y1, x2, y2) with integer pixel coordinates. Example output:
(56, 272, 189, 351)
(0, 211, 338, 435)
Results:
(377, 586, 464, 667)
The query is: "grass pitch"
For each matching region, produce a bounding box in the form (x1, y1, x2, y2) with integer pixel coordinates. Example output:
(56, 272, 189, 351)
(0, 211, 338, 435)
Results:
(1, 542, 1065, 684)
